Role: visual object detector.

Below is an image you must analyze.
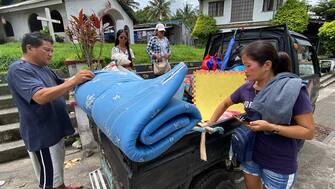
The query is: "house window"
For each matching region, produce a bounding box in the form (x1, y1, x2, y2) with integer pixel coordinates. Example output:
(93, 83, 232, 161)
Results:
(263, 0, 283, 11)
(208, 1, 224, 17)
(4, 21, 14, 37)
(263, 0, 274, 11)
(28, 13, 43, 32)
(231, 0, 254, 22)
(50, 10, 64, 32)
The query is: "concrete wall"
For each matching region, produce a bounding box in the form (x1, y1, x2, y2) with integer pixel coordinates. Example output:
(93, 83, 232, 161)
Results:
(1, 4, 66, 41)
(181, 24, 194, 45)
(0, 0, 134, 43)
(0, 21, 6, 43)
(200, 0, 286, 26)
(64, 0, 134, 43)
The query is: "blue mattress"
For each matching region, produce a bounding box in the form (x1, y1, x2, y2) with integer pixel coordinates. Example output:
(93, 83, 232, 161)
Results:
(75, 63, 201, 162)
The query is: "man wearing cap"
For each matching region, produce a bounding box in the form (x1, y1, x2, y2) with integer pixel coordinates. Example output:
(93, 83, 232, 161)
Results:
(146, 23, 172, 76)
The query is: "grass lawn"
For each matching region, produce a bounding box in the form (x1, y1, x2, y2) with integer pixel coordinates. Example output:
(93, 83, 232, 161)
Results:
(0, 42, 204, 72)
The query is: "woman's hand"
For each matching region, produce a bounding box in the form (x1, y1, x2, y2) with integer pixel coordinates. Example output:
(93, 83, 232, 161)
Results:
(164, 54, 170, 59)
(154, 53, 162, 61)
(246, 113, 314, 140)
(247, 120, 274, 132)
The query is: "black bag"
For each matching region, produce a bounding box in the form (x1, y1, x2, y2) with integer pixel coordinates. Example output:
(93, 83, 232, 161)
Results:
(231, 125, 256, 162)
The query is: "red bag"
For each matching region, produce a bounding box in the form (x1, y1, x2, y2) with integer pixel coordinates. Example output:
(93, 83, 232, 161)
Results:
(201, 54, 217, 70)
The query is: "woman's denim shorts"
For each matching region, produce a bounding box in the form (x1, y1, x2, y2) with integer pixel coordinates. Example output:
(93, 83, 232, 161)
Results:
(242, 161, 297, 189)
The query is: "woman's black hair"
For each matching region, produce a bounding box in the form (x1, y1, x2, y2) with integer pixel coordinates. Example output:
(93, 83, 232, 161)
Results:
(241, 41, 292, 75)
(115, 29, 133, 68)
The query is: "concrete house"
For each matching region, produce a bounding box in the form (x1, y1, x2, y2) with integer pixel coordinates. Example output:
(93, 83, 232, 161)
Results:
(199, 0, 286, 30)
(134, 20, 194, 45)
(0, 0, 136, 43)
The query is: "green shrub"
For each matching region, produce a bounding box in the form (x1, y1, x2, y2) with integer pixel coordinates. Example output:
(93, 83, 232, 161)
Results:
(319, 20, 335, 57)
(272, 0, 309, 33)
(0, 54, 19, 71)
(192, 15, 218, 47)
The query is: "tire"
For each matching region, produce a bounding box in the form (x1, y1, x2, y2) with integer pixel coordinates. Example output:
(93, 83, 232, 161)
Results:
(191, 169, 235, 189)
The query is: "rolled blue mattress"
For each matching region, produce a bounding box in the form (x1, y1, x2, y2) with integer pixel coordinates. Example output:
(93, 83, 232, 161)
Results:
(75, 63, 201, 162)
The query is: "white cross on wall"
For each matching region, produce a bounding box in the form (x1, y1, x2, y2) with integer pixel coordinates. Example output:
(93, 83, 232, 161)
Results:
(37, 8, 61, 42)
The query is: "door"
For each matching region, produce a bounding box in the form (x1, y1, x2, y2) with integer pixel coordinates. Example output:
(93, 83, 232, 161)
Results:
(293, 37, 320, 109)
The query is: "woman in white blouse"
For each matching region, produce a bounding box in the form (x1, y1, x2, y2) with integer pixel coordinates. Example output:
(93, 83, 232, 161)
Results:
(111, 29, 135, 71)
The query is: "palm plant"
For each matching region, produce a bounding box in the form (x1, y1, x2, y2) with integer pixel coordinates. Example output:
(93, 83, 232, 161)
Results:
(176, 4, 196, 19)
(119, 0, 140, 10)
(311, 0, 335, 21)
(148, 0, 171, 20)
(0, 0, 26, 5)
(175, 4, 198, 29)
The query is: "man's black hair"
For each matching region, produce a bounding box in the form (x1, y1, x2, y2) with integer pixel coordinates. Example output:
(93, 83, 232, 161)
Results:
(21, 32, 53, 53)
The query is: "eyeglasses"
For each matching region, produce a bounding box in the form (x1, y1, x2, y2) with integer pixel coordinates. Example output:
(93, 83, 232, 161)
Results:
(119, 36, 128, 40)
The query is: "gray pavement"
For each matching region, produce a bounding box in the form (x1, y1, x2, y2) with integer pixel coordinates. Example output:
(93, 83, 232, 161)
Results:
(314, 82, 335, 130)
(295, 140, 335, 189)
(0, 148, 99, 189)
(294, 82, 335, 189)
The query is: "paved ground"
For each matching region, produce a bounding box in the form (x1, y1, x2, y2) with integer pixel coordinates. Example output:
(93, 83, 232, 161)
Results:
(314, 84, 335, 130)
(1, 82, 335, 189)
(0, 148, 99, 189)
(294, 82, 335, 189)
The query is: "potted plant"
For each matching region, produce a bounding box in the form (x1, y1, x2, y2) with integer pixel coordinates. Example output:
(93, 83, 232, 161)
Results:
(65, 9, 104, 74)
(65, 9, 106, 156)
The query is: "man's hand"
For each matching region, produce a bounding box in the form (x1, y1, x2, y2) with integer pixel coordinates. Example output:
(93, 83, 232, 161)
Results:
(32, 70, 94, 105)
(71, 70, 95, 85)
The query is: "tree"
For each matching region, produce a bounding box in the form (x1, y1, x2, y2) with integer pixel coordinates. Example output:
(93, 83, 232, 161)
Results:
(311, 0, 335, 21)
(119, 0, 140, 11)
(192, 15, 218, 46)
(135, 6, 155, 23)
(0, 0, 26, 5)
(176, 4, 196, 19)
(272, 0, 309, 33)
(175, 4, 198, 29)
(318, 20, 335, 57)
(148, 0, 171, 21)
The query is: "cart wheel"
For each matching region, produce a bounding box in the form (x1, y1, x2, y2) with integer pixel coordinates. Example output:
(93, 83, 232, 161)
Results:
(191, 169, 234, 189)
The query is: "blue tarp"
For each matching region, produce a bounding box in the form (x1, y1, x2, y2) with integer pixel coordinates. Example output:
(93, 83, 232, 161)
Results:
(75, 63, 201, 162)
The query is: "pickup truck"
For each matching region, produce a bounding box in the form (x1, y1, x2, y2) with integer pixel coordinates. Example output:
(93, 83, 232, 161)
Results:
(90, 25, 321, 189)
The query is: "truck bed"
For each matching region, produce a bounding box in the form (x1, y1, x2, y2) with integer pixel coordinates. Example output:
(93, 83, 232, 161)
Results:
(95, 117, 241, 189)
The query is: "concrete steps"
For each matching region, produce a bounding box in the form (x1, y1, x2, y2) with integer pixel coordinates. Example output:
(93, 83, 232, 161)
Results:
(0, 74, 78, 163)
(0, 83, 10, 96)
(0, 123, 20, 143)
(320, 72, 335, 88)
(0, 73, 26, 163)
(0, 140, 27, 163)
(0, 107, 19, 125)
(0, 95, 15, 110)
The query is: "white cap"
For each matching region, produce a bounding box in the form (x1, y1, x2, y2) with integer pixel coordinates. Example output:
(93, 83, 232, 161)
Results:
(155, 23, 166, 32)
